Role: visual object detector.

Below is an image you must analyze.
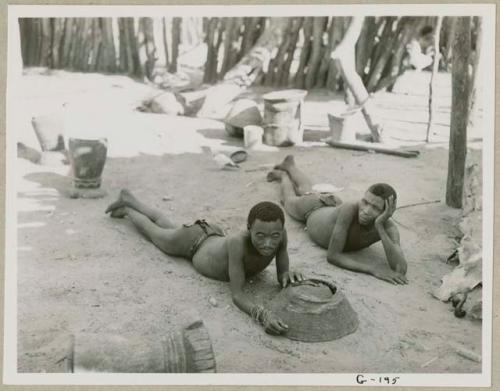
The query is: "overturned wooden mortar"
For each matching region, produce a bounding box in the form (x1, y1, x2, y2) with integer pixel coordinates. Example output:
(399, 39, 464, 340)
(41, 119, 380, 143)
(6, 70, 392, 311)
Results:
(63, 320, 216, 373)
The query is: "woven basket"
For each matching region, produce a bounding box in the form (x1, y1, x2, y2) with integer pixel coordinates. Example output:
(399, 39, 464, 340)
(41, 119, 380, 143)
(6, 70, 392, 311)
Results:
(268, 279, 359, 342)
(224, 99, 263, 137)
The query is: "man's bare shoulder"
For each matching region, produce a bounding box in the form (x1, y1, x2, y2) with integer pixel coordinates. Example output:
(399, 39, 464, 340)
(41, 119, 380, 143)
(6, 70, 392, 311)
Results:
(337, 201, 358, 215)
(225, 231, 249, 250)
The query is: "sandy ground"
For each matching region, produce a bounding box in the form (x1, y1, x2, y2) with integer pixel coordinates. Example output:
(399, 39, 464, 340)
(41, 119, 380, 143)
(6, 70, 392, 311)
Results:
(13, 68, 483, 373)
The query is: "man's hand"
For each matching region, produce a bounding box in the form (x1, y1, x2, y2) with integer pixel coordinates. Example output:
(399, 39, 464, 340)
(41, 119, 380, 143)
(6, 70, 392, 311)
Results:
(373, 268, 408, 285)
(279, 270, 304, 288)
(262, 311, 289, 335)
(375, 195, 397, 227)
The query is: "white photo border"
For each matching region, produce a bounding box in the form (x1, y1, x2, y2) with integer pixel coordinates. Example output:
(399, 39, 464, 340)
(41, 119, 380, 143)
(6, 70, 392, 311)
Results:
(4, 3, 495, 387)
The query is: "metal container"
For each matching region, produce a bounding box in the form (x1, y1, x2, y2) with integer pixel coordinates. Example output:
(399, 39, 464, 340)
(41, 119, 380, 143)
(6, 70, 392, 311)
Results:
(262, 89, 307, 146)
(327, 109, 357, 143)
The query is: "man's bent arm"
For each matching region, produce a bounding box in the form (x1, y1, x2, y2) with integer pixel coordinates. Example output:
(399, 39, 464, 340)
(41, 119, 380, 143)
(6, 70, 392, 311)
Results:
(275, 229, 290, 283)
(376, 220, 407, 274)
(326, 204, 377, 276)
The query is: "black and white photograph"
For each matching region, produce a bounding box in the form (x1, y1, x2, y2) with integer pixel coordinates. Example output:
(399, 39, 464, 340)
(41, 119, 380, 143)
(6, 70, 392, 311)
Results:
(3, 3, 494, 387)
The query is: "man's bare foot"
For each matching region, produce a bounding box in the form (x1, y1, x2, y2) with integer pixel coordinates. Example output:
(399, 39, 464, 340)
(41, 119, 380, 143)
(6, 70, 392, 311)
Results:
(267, 169, 285, 182)
(110, 206, 127, 218)
(274, 155, 295, 172)
(105, 189, 136, 215)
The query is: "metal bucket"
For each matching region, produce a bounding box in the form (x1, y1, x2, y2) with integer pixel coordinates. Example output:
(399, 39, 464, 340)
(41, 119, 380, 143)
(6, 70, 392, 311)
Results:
(262, 89, 307, 147)
(67, 138, 108, 189)
(327, 110, 357, 143)
(64, 321, 216, 373)
(244, 125, 264, 149)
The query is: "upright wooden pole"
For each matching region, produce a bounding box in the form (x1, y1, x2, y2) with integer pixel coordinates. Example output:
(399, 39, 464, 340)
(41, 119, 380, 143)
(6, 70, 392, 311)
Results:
(446, 17, 471, 208)
(468, 16, 483, 130)
(426, 16, 443, 142)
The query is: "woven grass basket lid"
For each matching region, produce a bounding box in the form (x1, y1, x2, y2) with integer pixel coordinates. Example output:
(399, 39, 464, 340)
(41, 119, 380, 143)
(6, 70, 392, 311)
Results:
(268, 279, 359, 342)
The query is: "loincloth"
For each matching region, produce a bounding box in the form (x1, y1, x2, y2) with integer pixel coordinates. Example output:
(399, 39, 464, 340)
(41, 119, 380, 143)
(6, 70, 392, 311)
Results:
(183, 219, 225, 259)
(303, 192, 342, 221)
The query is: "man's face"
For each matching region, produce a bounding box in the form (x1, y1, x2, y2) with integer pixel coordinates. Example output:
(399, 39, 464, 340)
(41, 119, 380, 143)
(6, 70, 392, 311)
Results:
(358, 191, 385, 226)
(248, 218, 284, 256)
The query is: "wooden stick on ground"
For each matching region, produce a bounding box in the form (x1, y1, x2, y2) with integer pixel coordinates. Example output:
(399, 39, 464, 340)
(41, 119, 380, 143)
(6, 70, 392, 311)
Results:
(396, 200, 441, 210)
(324, 139, 420, 158)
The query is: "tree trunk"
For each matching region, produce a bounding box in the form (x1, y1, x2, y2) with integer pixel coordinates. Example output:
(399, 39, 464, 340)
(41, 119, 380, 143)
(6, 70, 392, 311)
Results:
(294, 17, 313, 89)
(89, 18, 102, 71)
(49, 18, 58, 68)
(99, 18, 117, 72)
(168, 17, 182, 73)
(127, 18, 143, 78)
(138, 17, 157, 80)
(305, 17, 327, 89)
(365, 17, 399, 92)
(446, 17, 471, 208)
(19, 18, 33, 66)
(40, 18, 52, 67)
(78, 18, 93, 71)
(360, 17, 386, 85)
(203, 18, 219, 84)
(331, 16, 383, 142)
(69, 19, 83, 69)
(355, 16, 377, 77)
(326, 17, 345, 90)
(162, 17, 170, 68)
(59, 18, 71, 68)
(316, 17, 334, 87)
(280, 17, 303, 87)
(196, 17, 288, 117)
(220, 18, 240, 77)
(265, 17, 293, 86)
(240, 17, 260, 55)
(426, 16, 443, 142)
(443, 17, 457, 69)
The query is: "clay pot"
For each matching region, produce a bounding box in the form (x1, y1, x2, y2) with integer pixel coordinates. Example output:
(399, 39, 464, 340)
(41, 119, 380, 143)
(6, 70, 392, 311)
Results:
(31, 115, 65, 151)
(64, 321, 216, 373)
(262, 89, 307, 147)
(67, 138, 108, 189)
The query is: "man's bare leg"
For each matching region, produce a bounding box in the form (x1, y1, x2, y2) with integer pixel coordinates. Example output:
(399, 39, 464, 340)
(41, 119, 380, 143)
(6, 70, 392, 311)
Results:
(274, 155, 314, 196)
(120, 207, 189, 256)
(267, 169, 322, 223)
(105, 189, 175, 228)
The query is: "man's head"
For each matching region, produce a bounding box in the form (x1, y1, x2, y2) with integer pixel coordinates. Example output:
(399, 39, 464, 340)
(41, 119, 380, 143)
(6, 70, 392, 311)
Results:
(247, 201, 285, 256)
(358, 183, 397, 226)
